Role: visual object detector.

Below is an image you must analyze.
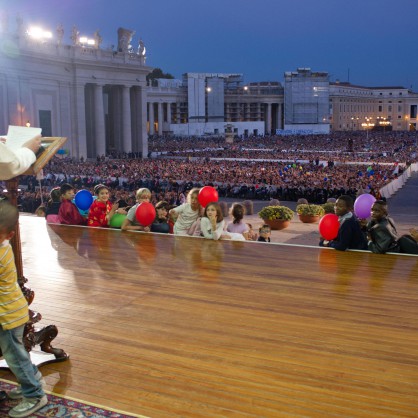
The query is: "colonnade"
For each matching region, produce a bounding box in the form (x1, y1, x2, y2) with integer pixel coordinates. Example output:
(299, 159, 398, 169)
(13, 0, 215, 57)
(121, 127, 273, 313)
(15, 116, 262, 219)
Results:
(146, 100, 283, 135)
(75, 83, 148, 158)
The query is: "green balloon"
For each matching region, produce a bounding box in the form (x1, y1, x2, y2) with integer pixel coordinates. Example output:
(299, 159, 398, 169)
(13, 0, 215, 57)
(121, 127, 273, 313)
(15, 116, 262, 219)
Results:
(109, 213, 126, 228)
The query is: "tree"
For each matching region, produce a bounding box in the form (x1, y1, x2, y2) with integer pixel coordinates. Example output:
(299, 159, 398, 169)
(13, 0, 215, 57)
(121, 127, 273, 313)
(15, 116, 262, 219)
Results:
(146, 68, 174, 86)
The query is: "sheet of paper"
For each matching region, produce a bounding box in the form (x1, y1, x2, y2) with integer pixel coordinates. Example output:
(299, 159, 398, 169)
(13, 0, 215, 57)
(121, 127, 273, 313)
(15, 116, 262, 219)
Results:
(4, 125, 42, 151)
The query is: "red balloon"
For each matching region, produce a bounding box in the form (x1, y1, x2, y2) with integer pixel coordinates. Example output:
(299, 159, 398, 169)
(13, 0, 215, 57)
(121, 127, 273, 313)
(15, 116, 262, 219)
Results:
(198, 186, 219, 208)
(318, 214, 340, 241)
(135, 202, 156, 227)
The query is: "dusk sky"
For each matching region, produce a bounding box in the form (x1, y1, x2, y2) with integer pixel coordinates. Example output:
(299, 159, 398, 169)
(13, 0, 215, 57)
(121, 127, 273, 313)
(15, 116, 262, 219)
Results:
(2, 0, 418, 89)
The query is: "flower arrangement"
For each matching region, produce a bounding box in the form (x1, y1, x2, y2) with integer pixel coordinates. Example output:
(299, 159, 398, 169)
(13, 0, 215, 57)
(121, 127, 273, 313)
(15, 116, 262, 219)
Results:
(296, 204, 325, 217)
(258, 205, 294, 221)
(321, 202, 335, 214)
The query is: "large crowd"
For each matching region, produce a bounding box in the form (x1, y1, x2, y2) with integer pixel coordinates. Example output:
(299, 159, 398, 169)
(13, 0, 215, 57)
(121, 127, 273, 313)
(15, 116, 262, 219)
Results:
(2, 131, 416, 214)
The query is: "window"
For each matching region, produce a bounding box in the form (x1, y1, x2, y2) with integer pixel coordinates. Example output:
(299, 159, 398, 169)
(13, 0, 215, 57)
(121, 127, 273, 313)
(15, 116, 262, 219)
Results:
(39, 110, 52, 136)
(411, 105, 417, 119)
(378, 105, 382, 112)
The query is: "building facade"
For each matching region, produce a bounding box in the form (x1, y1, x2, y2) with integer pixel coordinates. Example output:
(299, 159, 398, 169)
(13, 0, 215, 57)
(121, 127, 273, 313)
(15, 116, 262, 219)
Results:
(0, 25, 150, 159)
(284, 68, 330, 134)
(1, 20, 417, 160)
(329, 82, 418, 132)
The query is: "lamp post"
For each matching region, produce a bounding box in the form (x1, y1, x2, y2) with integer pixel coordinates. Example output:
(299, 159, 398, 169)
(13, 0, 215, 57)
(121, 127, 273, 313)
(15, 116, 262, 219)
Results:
(377, 116, 390, 135)
(351, 116, 359, 131)
(361, 117, 374, 147)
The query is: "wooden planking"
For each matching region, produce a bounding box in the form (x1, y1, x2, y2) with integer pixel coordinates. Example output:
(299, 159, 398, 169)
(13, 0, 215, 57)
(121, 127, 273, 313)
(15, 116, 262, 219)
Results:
(1, 215, 418, 417)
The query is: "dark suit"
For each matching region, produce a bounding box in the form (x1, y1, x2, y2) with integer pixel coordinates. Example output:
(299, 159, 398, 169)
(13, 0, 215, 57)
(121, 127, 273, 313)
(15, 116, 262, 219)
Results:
(367, 217, 400, 254)
(322, 214, 367, 251)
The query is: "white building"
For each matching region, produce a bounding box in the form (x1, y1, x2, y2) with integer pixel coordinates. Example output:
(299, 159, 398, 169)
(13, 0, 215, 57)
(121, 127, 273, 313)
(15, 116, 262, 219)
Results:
(1, 18, 417, 160)
(0, 24, 150, 159)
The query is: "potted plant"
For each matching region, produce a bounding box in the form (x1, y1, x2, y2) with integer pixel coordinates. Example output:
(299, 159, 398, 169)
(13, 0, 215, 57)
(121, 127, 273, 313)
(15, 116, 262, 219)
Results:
(322, 202, 335, 215)
(258, 205, 294, 230)
(296, 204, 325, 223)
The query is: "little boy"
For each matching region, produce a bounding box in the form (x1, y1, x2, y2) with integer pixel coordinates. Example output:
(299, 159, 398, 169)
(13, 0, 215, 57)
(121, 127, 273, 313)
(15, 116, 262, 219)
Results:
(0, 201, 47, 417)
(257, 224, 272, 242)
(151, 201, 170, 234)
(58, 183, 86, 225)
(121, 188, 152, 232)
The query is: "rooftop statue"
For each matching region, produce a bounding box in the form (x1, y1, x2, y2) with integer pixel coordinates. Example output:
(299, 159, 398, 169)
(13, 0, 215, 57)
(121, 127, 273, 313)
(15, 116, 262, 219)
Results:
(138, 38, 146, 56)
(71, 25, 79, 46)
(94, 30, 102, 49)
(117, 27, 135, 52)
(56, 24, 64, 45)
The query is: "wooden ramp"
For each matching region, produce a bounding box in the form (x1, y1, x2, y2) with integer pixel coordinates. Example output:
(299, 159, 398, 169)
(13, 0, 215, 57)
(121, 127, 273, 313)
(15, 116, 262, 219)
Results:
(1, 215, 418, 417)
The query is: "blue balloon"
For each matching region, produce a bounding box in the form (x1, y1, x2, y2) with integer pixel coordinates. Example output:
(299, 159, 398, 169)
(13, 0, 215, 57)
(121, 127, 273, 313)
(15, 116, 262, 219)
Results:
(74, 190, 93, 211)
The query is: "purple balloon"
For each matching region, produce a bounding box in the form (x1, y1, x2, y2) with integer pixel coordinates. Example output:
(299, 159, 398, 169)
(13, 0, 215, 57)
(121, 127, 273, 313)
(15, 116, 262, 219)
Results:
(354, 194, 376, 218)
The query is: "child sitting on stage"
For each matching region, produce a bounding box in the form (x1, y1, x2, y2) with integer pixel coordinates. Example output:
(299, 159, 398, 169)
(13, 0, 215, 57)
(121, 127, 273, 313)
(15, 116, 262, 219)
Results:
(45, 187, 61, 224)
(257, 224, 272, 242)
(226, 203, 249, 240)
(169, 188, 201, 236)
(121, 188, 152, 232)
(87, 184, 124, 228)
(151, 201, 170, 234)
(201, 202, 245, 241)
(58, 184, 86, 225)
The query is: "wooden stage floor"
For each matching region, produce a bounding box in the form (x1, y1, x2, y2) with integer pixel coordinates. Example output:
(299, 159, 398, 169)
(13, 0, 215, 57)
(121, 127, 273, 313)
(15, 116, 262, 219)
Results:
(1, 215, 418, 417)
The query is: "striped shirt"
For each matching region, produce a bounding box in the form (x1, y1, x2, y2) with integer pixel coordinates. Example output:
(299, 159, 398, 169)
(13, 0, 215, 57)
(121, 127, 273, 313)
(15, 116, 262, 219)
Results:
(0, 241, 29, 330)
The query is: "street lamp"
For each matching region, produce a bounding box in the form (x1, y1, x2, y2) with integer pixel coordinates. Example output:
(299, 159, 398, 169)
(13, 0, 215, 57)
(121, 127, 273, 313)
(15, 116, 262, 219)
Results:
(361, 117, 374, 146)
(351, 116, 359, 131)
(377, 116, 390, 135)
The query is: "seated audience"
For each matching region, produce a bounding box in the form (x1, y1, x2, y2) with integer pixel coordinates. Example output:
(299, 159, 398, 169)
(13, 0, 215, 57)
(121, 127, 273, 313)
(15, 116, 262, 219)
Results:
(320, 195, 367, 251)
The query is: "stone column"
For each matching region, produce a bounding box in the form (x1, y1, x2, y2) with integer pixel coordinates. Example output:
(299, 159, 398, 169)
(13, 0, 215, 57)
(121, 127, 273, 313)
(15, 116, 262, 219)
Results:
(59, 81, 72, 153)
(149, 102, 154, 135)
(157, 102, 163, 135)
(94, 83, 106, 157)
(277, 103, 282, 130)
(137, 86, 148, 157)
(167, 102, 172, 124)
(266, 103, 272, 135)
(75, 83, 87, 159)
(122, 85, 132, 153)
